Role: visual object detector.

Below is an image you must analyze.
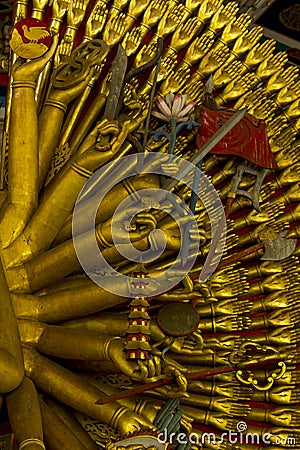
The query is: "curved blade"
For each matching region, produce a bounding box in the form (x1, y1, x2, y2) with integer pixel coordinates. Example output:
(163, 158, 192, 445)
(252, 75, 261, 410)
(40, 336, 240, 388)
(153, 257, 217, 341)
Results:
(261, 231, 297, 261)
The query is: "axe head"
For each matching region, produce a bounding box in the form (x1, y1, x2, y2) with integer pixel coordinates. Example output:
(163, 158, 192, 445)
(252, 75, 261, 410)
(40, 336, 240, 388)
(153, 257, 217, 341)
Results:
(261, 231, 297, 261)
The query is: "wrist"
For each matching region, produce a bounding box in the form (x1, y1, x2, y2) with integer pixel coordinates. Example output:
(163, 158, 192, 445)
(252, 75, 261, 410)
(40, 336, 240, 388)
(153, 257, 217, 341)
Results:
(12, 80, 36, 89)
(19, 438, 45, 450)
(110, 406, 129, 430)
(96, 221, 113, 248)
(103, 336, 122, 361)
(43, 98, 67, 113)
(70, 162, 94, 179)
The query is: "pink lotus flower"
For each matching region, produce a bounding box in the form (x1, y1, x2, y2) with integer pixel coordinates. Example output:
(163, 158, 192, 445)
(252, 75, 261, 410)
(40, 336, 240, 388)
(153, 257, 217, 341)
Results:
(152, 93, 197, 123)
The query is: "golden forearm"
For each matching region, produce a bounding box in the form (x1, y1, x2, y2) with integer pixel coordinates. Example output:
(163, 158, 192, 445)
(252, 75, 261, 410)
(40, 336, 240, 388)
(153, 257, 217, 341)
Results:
(38, 104, 66, 187)
(6, 377, 44, 450)
(18, 319, 117, 361)
(9, 85, 38, 208)
(0, 259, 24, 392)
(2, 165, 90, 268)
(63, 313, 166, 343)
(62, 312, 129, 336)
(12, 283, 126, 323)
(39, 397, 87, 450)
(41, 397, 98, 450)
(1, 85, 39, 247)
(6, 239, 81, 293)
(23, 346, 126, 432)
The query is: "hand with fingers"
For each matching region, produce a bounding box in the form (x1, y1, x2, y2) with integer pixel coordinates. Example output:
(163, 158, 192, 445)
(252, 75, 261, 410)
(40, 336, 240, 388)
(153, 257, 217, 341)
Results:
(261, 427, 300, 445)
(220, 13, 251, 44)
(285, 98, 300, 120)
(250, 273, 295, 294)
(244, 202, 285, 227)
(234, 86, 267, 109)
(277, 77, 300, 103)
(219, 73, 257, 104)
(216, 382, 253, 400)
(245, 39, 276, 68)
(84, 1, 108, 40)
(197, 0, 222, 23)
(266, 407, 300, 427)
(265, 327, 298, 346)
(67, 0, 89, 29)
(203, 335, 242, 351)
(170, 17, 203, 53)
(209, 2, 239, 34)
(142, 0, 168, 29)
(254, 258, 299, 277)
(122, 27, 143, 56)
(134, 40, 158, 67)
(185, 79, 205, 103)
(157, 6, 185, 38)
(100, 209, 157, 247)
(203, 315, 250, 332)
(266, 308, 299, 328)
(232, 25, 263, 58)
(184, 32, 214, 66)
(260, 289, 300, 311)
(268, 386, 300, 404)
(209, 266, 247, 285)
(256, 51, 288, 81)
(74, 118, 134, 172)
(268, 120, 290, 141)
(128, 0, 149, 20)
(103, 14, 127, 47)
(197, 45, 230, 79)
(209, 279, 249, 298)
(56, 38, 73, 65)
(108, 337, 163, 382)
(51, 0, 70, 25)
(270, 125, 297, 153)
(267, 65, 300, 93)
(160, 67, 190, 96)
(168, 331, 204, 355)
(12, 34, 58, 82)
(208, 298, 251, 316)
(212, 397, 251, 416)
(154, 356, 189, 398)
(213, 60, 243, 89)
(249, 99, 277, 121)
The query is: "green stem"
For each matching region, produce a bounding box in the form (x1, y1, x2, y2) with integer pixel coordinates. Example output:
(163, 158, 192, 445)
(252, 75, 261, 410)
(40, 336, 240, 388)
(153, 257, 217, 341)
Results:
(169, 118, 177, 155)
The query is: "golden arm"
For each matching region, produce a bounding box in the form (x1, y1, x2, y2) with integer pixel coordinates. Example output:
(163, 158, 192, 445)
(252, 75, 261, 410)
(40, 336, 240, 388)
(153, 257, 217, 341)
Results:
(0, 38, 58, 247)
(0, 259, 24, 392)
(6, 377, 44, 450)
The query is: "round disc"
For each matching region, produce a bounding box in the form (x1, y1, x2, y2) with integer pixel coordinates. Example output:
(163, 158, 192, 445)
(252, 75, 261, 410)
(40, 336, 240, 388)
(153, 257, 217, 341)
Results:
(157, 303, 199, 337)
(10, 18, 51, 59)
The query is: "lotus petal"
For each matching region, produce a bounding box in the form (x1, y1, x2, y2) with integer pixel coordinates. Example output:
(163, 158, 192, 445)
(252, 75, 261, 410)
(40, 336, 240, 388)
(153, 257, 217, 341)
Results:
(156, 97, 172, 119)
(176, 116, 190, 122)
(152, 110, 170, 121)
(177, 101, 197, 118)
(171, 93, 184, 116)
(165, 92, 175, 109)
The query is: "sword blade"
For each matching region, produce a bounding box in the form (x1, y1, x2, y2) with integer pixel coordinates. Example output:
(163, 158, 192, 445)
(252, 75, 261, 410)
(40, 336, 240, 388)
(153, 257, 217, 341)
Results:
(162, 107, 248, 192)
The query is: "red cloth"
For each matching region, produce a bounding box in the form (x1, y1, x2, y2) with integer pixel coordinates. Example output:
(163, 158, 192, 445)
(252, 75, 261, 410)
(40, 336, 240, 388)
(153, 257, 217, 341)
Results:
(197, 106, 278, 169)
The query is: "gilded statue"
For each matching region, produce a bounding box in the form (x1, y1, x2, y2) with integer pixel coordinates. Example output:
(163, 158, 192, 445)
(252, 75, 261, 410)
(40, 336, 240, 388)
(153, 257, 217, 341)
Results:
(0, 0, 299, 449)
